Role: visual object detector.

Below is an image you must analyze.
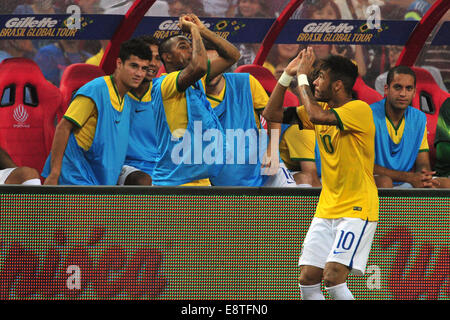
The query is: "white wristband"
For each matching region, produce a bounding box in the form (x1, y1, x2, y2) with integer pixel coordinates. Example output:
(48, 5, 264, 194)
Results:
(278, 71, 293, 87)
(297, 74, 309, 86)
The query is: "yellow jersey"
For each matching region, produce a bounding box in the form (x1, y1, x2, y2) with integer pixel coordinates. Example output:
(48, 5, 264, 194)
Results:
(64, 76, 124, 151)
(297, 100, 379, 221)
(158, 71, 213, 186)
(279, 126, 316, 171)
(385, 115, 429, 151)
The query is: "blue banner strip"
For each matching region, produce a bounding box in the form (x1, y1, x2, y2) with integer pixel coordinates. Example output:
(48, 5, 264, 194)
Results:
(276, 19, 418, 45)
(0, 14, 422, 45)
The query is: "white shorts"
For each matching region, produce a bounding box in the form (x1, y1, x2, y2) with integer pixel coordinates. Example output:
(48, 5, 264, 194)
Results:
(117, 165, 141, 186)
(263, 162, 297, 187)
(0, 167, 17, 184)
(298, 217, 377, 276)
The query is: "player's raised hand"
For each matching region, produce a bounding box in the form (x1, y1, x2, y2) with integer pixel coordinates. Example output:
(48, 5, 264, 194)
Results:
(284, 50, 303, 76)
(178, 14, 197, 33)
(297, 47, 316, 76)
(186, 14, 207, 31)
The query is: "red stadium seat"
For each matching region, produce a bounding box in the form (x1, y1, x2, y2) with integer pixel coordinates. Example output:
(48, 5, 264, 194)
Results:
(352, 76, 383, 105)
(156, 64, 166, 77)
(59, 63, 106, 120)
(234, 64, 299, 107)
(0, 57, 62, 173)
(411, 66, 450, 167)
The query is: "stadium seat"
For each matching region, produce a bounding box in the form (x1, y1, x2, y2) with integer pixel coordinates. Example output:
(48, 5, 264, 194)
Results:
(59, 63, 106, 120)
(156, 64, 166, 77)
(0, 57, 62, 173)
(352, 76, 383, 105)
(411, 66, 450, 166)
(234, 64, 299, 107)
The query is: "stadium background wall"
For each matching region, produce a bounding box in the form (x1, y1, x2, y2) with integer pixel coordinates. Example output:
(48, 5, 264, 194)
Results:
(0, 186, 448, 300)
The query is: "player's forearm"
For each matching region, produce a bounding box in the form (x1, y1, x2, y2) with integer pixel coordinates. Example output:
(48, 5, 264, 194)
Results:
(47, 119, 73, 179)
(267, 121, 281, 145)
(177, 27, 208, 92)
(199, 26, 240, 66)
(189, 26, 208, 77)
(0, 148, 16, 169)
(262, 83, 288, 123)
(374, 164, 410, 183)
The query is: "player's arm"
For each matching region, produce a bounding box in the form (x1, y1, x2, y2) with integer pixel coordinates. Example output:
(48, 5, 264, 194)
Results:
(296, 47, 337, 125)
(188, 14, 240, 80)
(0, 147, 16, 169)
(44, 96, 95, 185)
(374, 164, 413, 184)
(43, 118, 77, 185)
(176, 15, 208, 92)
(262, 53, 303, 124)
(374, 159, 437, 188)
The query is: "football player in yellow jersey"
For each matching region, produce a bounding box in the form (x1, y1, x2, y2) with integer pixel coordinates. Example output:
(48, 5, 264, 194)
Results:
(150, 14, 240, 186)
(279, 125, 322, 187)
(263, 47, 379, 300)
(370, 65, 448, 188)
(43, 39, 152, 185)
(117, 35, 162, 186)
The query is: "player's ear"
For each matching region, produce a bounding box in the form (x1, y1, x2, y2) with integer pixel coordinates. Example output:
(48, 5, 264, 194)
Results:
(116, 57, 123, 70)
(333, 80, 343, 93)
(161, 52, 171, 64)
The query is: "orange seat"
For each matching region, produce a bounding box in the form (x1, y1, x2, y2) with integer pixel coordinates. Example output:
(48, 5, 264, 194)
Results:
(0, 57, 62, 173)
(410, 67, 450, 166)
(59, 63, 106, 120)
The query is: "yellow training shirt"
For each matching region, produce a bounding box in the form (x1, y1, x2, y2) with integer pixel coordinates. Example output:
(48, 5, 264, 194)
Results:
(158, 71, 213, 186)
(385, 115, 429, 151)
(296, 101, 379, 221)
(64, 76, 124, 151)
(279, 125, 316, 171)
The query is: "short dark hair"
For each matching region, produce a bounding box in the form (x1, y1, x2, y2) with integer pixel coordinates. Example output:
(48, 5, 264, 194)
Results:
(386, 65, 416, 86)
(135, 35, 160, 47)
(118, 38, 153, 63)
(320, 55, 358, 95)
(158, 34, 190, 66)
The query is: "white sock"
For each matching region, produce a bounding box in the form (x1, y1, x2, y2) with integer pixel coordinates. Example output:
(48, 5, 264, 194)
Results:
(299, 283, 325, 300)
(297, 183, 312, 187)
(326, 283, 354, 300)
(22, 178, 42, 185)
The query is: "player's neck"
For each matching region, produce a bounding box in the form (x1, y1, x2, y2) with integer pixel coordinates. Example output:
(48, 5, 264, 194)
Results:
(205, 77, 225, 96)
(328, 95, 352, 108)
(110, 74, 129, 99)
(132, 81, 150, 98)
(385, 103, 405, 126)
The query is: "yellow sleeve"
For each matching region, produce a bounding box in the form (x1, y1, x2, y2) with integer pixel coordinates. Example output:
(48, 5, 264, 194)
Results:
(296, 105, 315, 130)
(284, 126, 316, 160)
(64, 95, 96, 127)
(161, 71, 207, 98)
(85, 48, 104, 66)
(161, 72, 207, 137)
(332, 100, 372, 132)
(161, 71, 182, 99)
(419, 125, 430, 152)
(249, 74, 269, 111)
